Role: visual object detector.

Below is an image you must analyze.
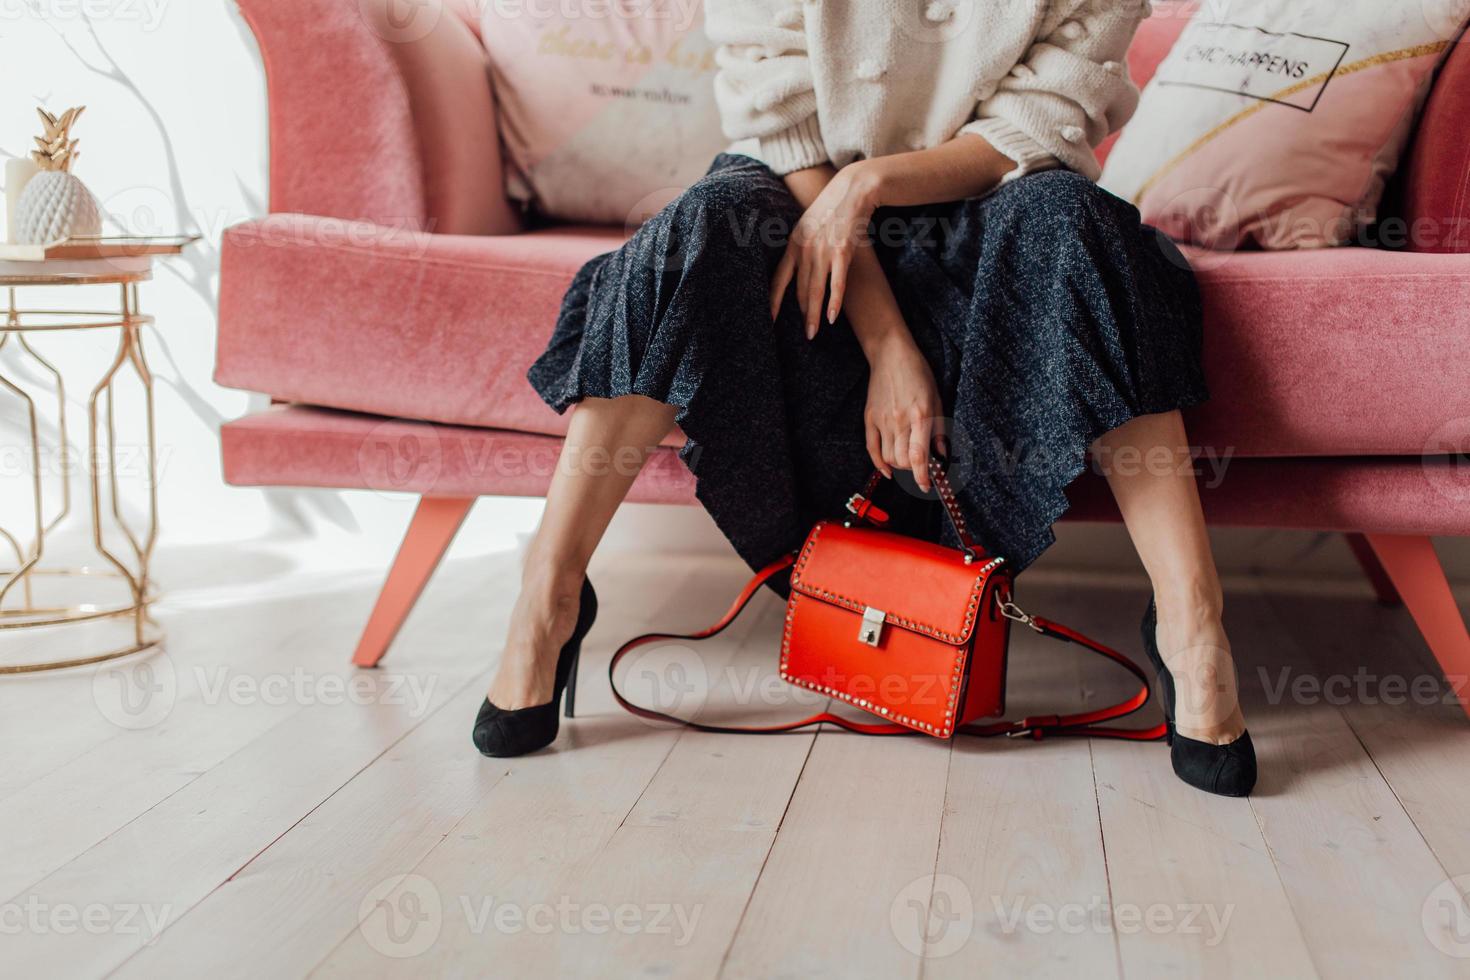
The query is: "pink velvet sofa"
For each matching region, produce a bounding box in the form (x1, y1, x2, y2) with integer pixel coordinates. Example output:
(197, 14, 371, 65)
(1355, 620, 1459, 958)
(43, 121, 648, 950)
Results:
(218, 0, 1470, 714)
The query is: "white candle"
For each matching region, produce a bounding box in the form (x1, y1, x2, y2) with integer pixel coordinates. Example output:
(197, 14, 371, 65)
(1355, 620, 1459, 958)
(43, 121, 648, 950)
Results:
(6, 158, 41, 244)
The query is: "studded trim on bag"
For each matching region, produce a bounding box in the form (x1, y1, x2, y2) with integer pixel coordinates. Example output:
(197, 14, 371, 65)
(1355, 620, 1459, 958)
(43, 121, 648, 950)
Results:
(778, 591, 974, 737)
(789, 522, 1001, 644)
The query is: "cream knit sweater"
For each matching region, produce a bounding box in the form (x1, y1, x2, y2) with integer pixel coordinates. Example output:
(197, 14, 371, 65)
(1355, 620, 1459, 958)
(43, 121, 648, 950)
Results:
(705, 0, 1147, 181)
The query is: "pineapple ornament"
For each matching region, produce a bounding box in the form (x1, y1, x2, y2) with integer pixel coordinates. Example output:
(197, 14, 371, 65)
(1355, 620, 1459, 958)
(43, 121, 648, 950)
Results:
(15, 106, 102, 245)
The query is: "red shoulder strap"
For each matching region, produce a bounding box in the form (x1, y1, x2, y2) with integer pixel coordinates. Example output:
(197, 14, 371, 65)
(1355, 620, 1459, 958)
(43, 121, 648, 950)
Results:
(608, 556, 1167, 742)
(608, 555, 910, 736)
(958, 607, 1167, 740)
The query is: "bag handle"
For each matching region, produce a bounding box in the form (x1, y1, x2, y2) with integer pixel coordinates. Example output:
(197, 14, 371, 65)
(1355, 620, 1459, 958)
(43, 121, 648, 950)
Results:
(608, 554, 1167, 742)
(845, 458, 983, 562)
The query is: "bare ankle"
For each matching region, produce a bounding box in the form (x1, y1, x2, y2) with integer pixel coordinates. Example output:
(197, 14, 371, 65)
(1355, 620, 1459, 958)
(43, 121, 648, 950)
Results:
(488, 563, 586, 708)
(520, 548, 585, 602)
(1153, 582, 1224, 648)
(520, 564, 582, 617)
(1150, 594, 1247, 739)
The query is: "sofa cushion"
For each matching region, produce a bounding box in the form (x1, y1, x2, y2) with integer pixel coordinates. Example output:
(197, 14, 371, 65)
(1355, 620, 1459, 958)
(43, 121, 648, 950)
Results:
(1103, 4, 1470, 254)
(217, 214, 621, 436)
(479, 0, 727, 224)
(1177, 244, 1470, 457)
(221, 405, 696, 503)
(1401, 37, 1470, 253)
(358, 0, 520, 236)
(1099, 0, 1470, 250)
(1096, 2, 1192, 168)
(216, 213, 1470, 459)
(238, 0, 519, 236)
(221, 406, 1470, 536)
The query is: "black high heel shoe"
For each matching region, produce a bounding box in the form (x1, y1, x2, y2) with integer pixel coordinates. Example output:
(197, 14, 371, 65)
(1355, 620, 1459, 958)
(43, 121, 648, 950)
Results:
(473, 579, 598, 758)
(1141, 599, 1257, 797)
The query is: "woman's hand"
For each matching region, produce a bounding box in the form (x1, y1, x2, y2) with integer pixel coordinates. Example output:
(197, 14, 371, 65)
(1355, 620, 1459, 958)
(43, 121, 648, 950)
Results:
(864, 332, 945, 492)
(774, 162, 946, 489)
(770, 162, 880, 337)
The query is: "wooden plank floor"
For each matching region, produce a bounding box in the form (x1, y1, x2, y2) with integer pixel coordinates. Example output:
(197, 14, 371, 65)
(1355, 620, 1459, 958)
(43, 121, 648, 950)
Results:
(4, 550, 1470, 978)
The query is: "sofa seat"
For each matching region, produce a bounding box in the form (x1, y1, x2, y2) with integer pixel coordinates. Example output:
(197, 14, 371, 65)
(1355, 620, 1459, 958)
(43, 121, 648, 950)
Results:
(217, 213, 1470, 459)
(221, 405, 697, 504)
(221, 404, 1470, 535)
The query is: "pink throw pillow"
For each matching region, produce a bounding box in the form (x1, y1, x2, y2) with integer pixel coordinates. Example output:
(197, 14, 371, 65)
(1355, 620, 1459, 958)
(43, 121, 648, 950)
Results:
(1100, 1, 1470, 249)
(479, 1, 729, 225)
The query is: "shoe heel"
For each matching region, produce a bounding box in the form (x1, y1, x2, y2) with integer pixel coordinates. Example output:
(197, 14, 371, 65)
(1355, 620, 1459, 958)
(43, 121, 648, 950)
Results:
(564, 646, 580, 719)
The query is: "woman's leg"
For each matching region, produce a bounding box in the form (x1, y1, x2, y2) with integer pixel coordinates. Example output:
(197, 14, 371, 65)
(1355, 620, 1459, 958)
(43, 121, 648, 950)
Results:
(488, 394, 678, 708)
(1093, 409, 1246, 744)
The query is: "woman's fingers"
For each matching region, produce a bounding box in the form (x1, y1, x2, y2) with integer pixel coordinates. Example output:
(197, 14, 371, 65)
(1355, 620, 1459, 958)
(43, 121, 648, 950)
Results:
(770, 246, 796, 321)
(887, 418, 911, 472)
(878, 424, 899, 478)
(827, 250, 848, 325)
(865, 423, 890, 478)
(907, 411, 933, 493)
(793, 244, 810, 324)
(934, 416, 951, 461)
(804, 250, 828, 339)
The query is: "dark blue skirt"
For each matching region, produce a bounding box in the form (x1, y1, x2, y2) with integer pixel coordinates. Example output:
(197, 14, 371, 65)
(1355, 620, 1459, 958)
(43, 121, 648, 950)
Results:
(528, 154, 1206, 574)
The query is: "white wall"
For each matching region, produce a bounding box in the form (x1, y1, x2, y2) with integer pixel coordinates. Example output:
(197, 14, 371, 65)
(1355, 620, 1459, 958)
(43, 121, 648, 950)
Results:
(2, 0, 1463, 598)
(0, 0, 544, 595)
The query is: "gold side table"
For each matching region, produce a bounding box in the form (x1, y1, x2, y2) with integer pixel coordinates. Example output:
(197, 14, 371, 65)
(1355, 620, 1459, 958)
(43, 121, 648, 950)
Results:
(0, 236, 197, 673)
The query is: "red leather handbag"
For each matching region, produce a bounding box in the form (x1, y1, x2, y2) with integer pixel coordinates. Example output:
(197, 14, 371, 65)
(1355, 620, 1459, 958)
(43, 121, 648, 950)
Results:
(611, 461, 1165, 741)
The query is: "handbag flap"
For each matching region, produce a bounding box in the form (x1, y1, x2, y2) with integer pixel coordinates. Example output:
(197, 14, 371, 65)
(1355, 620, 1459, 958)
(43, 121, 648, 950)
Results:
(789, 521, 1001, 644)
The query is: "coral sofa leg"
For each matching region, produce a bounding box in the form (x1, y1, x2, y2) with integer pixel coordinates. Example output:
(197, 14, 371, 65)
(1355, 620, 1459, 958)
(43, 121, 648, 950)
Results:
(1364, 534, 1470, 717)
(1344, 532, 1403, 606)
(352, 495, 476, 668)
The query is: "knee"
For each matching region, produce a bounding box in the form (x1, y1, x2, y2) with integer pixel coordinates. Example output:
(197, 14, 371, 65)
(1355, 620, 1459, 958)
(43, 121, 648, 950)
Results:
(988, 170, 1150, 270)
(997, 170, 1122, 231)
(665, 163, 798, 254)
(1004, 168, 1104, 205)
